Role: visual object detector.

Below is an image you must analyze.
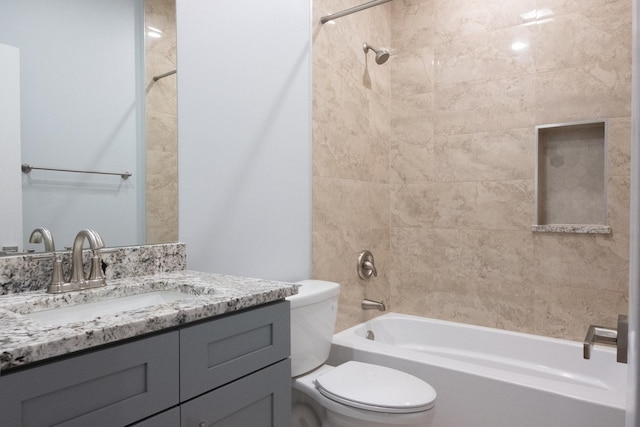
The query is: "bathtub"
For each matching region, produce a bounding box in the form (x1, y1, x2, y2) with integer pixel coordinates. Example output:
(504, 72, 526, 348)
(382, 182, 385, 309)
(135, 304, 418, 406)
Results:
(328, 313, 626, 427)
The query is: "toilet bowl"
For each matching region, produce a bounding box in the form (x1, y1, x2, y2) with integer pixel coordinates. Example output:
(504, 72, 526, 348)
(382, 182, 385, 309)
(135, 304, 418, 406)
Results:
(288, 280, 436, 427)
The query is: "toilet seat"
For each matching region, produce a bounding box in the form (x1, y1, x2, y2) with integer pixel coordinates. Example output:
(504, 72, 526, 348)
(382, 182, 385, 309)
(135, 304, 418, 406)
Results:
(314, 361, 436, 414)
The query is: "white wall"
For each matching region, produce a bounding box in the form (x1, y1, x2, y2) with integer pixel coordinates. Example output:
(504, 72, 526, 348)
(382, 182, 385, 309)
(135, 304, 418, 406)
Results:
(0, 0, 144, 250)
(177, 0, 312, 281)
(0, 44, 23, 251)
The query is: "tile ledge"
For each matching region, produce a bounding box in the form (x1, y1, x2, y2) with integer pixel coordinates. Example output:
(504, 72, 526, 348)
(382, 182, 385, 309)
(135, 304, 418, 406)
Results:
(531, 224, 612, 234)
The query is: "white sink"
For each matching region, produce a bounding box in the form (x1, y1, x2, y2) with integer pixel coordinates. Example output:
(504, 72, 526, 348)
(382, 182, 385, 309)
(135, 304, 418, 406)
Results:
(24, 291, 196, 326)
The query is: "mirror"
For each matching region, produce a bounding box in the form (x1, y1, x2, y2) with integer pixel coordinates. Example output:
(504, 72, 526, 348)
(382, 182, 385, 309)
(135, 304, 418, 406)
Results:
(0, 0, 177, 254)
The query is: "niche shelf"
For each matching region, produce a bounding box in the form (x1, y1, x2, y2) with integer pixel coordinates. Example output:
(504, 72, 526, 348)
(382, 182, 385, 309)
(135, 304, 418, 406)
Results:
(533, 120, 611, 234)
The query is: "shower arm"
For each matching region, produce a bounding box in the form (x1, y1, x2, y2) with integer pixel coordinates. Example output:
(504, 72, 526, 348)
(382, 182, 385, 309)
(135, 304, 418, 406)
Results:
(320, 0, 392, 24)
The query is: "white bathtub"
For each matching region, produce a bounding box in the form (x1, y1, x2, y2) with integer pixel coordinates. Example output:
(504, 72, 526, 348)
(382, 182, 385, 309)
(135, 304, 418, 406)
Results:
(328, 313, 626, 427)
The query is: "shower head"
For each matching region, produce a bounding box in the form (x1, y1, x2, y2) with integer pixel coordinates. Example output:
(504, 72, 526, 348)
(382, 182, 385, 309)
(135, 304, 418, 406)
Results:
(363, 43, 390, 65)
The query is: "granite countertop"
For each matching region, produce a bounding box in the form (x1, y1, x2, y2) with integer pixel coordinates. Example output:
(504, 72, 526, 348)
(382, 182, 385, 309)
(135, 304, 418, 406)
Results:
(0, 270, 297, 372)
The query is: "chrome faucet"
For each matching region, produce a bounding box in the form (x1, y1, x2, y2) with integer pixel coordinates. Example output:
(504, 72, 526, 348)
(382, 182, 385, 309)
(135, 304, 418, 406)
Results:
(362, 299, 386, 311)
(357, 250, 378, 280)
(29, 227, 55, 252)
(583, 315, 628, 363)
(70, 229, 105, 288)
(46, 229, 106, 294)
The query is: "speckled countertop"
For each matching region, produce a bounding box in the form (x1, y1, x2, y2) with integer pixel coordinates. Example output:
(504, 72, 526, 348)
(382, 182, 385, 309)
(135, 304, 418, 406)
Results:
(0, 270, 297, 372)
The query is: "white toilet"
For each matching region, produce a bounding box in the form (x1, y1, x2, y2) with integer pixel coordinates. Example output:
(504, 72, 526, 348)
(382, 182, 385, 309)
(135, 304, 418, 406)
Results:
(288, 280, 436, 427)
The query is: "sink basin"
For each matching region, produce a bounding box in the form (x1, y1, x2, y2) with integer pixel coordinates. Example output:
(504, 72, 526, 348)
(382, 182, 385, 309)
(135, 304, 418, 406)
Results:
(24, 291, 197, 326)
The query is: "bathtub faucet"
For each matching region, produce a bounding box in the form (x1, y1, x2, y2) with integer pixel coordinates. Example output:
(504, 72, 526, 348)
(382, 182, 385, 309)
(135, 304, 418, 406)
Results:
(362, 299, 386, 311)
(583, 314, 627, 363)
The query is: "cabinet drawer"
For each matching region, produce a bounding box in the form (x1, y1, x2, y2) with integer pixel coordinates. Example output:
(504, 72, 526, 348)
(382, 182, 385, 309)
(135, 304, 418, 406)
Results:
(0, 331, 179, 427)
(180, 358, 292, 427)
(180, 301, 290, 401)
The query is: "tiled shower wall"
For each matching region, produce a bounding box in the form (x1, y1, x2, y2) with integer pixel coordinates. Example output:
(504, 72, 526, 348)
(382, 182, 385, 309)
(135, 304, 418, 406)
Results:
(145, 0, 178, 244)
(313, 0, 631, 341)
(312, 0, 393, 328)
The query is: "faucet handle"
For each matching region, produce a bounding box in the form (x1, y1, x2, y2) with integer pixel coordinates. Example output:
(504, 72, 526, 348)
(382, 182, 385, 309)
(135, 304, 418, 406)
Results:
(358, 250, 378, 280)
(87, 250, 106, 288)
(46, 252, 74, 293)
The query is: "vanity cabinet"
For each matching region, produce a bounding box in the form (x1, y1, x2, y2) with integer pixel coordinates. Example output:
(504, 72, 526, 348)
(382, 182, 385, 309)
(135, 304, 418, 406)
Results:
(0, 301, 291, 427)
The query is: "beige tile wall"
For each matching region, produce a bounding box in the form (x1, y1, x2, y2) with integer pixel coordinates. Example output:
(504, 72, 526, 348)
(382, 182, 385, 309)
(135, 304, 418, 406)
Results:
(312, 0, 392, 330)
(313, 0, 631, 341)
(145, 0, 178, 244)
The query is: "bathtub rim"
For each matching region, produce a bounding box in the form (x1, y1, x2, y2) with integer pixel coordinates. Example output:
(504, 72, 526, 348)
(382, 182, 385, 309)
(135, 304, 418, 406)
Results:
(331, 312, 626, 411)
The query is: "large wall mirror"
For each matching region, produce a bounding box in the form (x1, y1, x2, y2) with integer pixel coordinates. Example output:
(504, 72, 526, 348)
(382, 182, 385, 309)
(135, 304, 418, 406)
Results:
(0, 0, 177, 253)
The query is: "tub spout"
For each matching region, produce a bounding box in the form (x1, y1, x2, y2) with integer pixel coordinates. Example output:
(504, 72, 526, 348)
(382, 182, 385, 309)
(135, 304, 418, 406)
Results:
(362, 299, 386, 311)
(583, 315, 628, 363)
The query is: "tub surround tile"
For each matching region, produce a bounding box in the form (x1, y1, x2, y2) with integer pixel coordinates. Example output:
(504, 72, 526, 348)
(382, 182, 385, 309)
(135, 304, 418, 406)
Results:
(432, 0, 536, 43)
(433, 128, 534, 182)
(392, 180, 534, 230)
(389, 274, 429, 317)
(608, 117, 631, 176)
(314, 0, 630, 342)
(312, 228, 390, 283)
(533, 2, 631, 73)
(452, 230, 536, 296)
(314, 178, 390, 231)
(475, 291, 536, 334)
(390, 138, 435, 184)
(533, 286, 628, 341)
(535, 65, 631, 125)
(435, 75, 536, 136)
(389, 92, 435, 141)
(608, 175, 631, 234)
(389, 49, 434, 97)
(390, 0, 434, 53)
(434, 25, 535, 85)
(0, 270, 297, 371)
(534, 233, 629, 292)
(541, 0, 625, 16)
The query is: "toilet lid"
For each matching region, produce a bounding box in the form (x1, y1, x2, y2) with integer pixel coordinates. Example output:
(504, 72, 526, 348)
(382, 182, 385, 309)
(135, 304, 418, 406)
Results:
(314, 361, 436, 414)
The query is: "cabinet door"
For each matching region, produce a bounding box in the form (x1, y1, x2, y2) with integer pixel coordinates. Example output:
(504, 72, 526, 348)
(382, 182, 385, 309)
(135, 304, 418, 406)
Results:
(129, 407, 180, 427)
(0, 332, 179, 427)
(180, 301, 290, 401)
(180, 359, 291, 427)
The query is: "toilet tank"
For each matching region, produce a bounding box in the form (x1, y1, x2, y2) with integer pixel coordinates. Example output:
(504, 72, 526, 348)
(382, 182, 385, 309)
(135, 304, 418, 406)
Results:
(287, 280, 340, 377)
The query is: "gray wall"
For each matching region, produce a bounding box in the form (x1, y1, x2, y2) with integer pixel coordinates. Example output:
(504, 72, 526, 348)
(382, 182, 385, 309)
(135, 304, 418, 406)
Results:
(177, 0, 312, 281)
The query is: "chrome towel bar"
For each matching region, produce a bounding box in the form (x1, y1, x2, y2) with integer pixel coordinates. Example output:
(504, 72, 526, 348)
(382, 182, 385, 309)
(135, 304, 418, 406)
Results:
(152, 69, 176, 82)
(21, 163, 131, 180)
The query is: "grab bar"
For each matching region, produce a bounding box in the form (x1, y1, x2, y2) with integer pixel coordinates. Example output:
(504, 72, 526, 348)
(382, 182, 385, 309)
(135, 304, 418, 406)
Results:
(22, 163, 131, 180)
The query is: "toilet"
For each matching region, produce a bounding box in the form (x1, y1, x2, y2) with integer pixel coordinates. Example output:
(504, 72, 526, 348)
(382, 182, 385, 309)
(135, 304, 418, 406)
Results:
(288, 280, 436, 427)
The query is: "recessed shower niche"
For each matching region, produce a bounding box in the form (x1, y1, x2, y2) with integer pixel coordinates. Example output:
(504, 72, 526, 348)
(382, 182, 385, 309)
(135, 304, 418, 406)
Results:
(533, 121, 611, 234)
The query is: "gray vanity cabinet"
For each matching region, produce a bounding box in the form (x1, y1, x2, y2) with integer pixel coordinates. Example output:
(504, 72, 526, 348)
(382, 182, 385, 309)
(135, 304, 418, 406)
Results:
(0, 332, 180, 427)
(130, 408, 181, 427)
(0, 300, 291, 427)
(180, 359, 291, 426)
